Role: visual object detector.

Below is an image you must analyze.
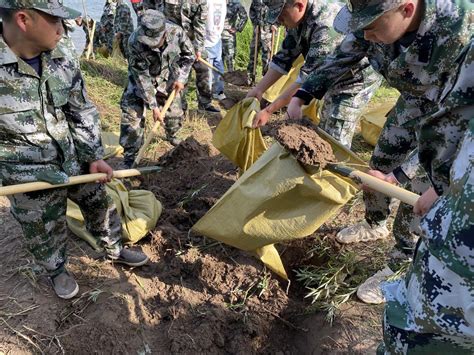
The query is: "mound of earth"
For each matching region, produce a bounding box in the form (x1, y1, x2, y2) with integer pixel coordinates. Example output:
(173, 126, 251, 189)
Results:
(0, 103, 382, 354)
(275, 119, 336, 169)
(224, 70, 250, 87)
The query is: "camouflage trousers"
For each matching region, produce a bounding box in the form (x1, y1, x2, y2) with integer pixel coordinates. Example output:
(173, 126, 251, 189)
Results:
(118, 34, 131, 59)
(222, 29, 236, 72)
(380, 239, 474, 354)
(247, 24, 273, 82)
(363, 110, 431, 257)
(94, 20, 115, 53)
(377, 319, 474, 354)
(3, 163, 122, 274)
(183, 54, 213, 110)
(120, 81, 184, 164)
(319, 69, 382, 149)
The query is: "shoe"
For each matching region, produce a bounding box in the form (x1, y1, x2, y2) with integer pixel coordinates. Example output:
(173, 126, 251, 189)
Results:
(51, 271, 79, 299)
(356, 267, 394, 304)
(110, 248, 149, 267)
(213, 92, 226, 101)
(336, 220, 390, 244)
(168, 137, 182, 146)
(199, 104, 220, 113)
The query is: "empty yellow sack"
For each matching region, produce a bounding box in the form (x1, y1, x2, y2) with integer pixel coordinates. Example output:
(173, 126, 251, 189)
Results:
(67, 178, 162, 249)
(212, 97, 267, 171)
(360, 102, 397, 146)
(102, 131, 123, 159)
(194, 133, 365, 280)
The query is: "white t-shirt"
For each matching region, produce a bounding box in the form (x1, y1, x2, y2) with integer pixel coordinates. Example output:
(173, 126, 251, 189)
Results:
(204, 0, 227, 47)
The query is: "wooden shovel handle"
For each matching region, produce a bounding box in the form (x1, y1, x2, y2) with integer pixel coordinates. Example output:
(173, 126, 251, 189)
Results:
(198, 57, 224, 77)
(350, 170, 420, 206)
(0, 167, 160, 196)
(133, 89, 177, 167)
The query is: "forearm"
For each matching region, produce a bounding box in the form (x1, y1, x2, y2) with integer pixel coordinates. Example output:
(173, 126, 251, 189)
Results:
(266, 82, 301, 114)
(256, 67, 284, 94)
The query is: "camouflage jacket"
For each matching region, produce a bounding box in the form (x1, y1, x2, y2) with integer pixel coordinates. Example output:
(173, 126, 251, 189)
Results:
(249, 0, 267, 27)
(161, 0, 208, 54)
(383, 116, 474, 340)
(224, 0, 248, 33)
(271, 0, 363, 85)
(0, 33, 104, 181)
(113, 3, 134, 36)
(297, 0, 473, 193)
(127, 21, 195, 109)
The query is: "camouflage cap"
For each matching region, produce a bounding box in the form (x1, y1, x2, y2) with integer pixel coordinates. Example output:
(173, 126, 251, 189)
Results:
(265, 0, 286, 24)
(0, 0, 81, 19)
(333, 0, 405, 34)
(138, 9, 167, 47)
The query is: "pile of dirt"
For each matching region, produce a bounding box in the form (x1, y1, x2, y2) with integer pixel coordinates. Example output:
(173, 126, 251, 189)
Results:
(275, 119, 336, 169)
(224, 70, 250, 87)
(0, 92, 383, 354)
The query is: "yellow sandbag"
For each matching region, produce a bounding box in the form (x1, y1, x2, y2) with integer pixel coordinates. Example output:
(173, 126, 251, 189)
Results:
(111, 36, 125, 60)
(212, 97, 267, 171)
(303, 99, 320, 125)
(96, 45, 109, 58)
(67, 178, 162, 248)
(360, 102, 396, 146)
(263, 55, 304, 103)
(193, 137, 365, 279)
(261, 55, 320, 123)
(102, 131, 123, 159)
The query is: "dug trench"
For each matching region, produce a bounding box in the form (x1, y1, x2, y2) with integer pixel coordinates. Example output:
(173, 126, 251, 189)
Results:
(0, 113, 386, 354)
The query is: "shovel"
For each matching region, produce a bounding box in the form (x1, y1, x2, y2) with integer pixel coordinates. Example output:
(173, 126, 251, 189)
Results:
(305, 128, 420, 206)
(133, 89, 177, 167)
(0, 167, 161, 196)
(198, 57, 225, 77)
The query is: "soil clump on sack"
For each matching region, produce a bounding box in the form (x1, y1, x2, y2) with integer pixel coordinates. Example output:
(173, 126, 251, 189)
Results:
(275, 119, 336, 168)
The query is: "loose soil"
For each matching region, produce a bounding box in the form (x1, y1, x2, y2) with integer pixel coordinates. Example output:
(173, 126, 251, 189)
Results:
(224, 70, 250, 87)
(275, 119, 336, 169)
(0, 77, 388, 354)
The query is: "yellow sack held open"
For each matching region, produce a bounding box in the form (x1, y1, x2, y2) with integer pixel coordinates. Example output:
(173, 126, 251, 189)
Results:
(262, 55, 320, 124)
(360, 101, 397, 146)
(67, 179, 162, 249)
(193, 133, 365, 280)
(212, 97, 267, 171)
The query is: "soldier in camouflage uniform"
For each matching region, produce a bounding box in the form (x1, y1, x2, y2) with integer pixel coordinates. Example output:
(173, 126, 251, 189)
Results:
(161, 0, 219, 112)
(0, 0, 148, 300)
(119, 10, 195, 167)
(131, 0, 161, 23)
(113, 0, 134, 59)
(247, 0, 274, 84)
(94, 0, 117, 54)
(382, 39, 474, 353)
(248, 0, 381, 149)
(222, 0, 248, 72)
(288, 0, 472, 304)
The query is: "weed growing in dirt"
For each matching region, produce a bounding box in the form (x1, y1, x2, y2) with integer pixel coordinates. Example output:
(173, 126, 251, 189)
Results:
(295, 236, 385, 325)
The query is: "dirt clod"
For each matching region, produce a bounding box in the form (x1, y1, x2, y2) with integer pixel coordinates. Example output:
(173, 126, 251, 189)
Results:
(275, 119, 336, 168)
(224, 70, 250, 87)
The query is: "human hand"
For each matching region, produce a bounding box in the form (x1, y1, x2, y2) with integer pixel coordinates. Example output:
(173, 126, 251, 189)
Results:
(195, 52, 202, 61)
(89, 159, 113, 183)
(252, 108, 271, 128)
(152, 107, 163, 123)
(286, 97, 304, 120)
(172, 81, 185, 94)
(246, 87, 264, 101)
(413, 187, 438, 216)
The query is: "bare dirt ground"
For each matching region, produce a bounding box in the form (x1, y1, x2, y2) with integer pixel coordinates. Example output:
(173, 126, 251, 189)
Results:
(0, 81, 390, 354)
